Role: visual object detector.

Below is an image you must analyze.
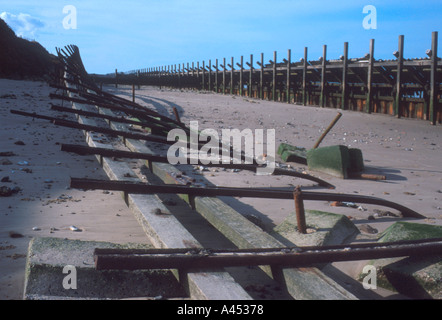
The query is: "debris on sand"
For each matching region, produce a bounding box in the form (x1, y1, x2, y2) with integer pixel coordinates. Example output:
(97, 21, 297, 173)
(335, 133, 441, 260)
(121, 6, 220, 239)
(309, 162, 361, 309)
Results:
(0, 186, 20, 197)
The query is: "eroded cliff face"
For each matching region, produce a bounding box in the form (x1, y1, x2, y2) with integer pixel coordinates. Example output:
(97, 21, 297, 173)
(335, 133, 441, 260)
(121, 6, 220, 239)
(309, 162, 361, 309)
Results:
(0, 18, 57, 80)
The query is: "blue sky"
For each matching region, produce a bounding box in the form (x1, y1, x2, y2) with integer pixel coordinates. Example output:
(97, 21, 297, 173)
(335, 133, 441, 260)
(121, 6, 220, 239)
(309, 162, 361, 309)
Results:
(1, 1, 441, 74)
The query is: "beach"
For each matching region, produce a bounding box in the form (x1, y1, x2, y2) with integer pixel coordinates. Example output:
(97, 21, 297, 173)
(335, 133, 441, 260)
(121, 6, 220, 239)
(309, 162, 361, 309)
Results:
(0, 79, 441, 299)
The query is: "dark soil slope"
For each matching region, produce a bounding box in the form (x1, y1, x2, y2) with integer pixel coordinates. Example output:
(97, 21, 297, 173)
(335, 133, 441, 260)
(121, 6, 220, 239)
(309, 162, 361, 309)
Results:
(0, 18, 57, 80)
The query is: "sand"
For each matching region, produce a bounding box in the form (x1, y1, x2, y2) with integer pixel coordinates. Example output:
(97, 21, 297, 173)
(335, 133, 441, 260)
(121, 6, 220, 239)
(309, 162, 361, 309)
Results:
(109, 85, 441, 227)
(0, 79, 440, 300)
(0, 79, 150, 299)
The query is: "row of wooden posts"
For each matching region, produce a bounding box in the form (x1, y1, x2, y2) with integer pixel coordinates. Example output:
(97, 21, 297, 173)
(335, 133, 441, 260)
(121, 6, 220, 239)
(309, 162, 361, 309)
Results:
(94, 32, 441, 125)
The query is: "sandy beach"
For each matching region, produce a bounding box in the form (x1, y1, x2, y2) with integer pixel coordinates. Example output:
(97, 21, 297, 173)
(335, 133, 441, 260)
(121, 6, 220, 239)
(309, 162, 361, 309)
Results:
(0, 79, 150, 299)
(110, 85, 441, 226)
(0, 79, 440, 299)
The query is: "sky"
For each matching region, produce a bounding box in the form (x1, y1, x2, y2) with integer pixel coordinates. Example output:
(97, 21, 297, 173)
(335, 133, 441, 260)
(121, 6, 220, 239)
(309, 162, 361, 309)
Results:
(1, 1, 441, 74)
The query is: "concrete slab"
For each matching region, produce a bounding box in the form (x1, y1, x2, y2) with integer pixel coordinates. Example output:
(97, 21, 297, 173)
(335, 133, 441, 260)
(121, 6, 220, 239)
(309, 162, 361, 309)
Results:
(361, 222, 442, 299)
(272, 209, 360, 247)
(24, 237, 186, 300)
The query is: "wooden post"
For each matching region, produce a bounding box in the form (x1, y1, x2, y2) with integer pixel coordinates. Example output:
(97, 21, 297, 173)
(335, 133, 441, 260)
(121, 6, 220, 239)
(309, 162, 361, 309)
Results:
(132, 83, 135, 103)
(394, 35, 404, 118)
(303, 47, 308, 106)
(249, 54, 254, 98)
(272, 51, 277, 101)
(238, 56, 244, 96)
(230, 57, 234, 95)
(341, 42, 348, 110)
(197, 62, 200, 90)
(202, 61, 205, 91)
(137, 70, 140, 89)
(320, 45, 327, 108)
(115, 69, 118, 88)
(287, 49, 291, 103)
(260, 53, 264, 100)
(366, 39, 375, 114)
(178, 64, 182, 90)
(223, 58, 226, 94)
(429, 31, 438, 125)
(208, 59, 212, 92)
(215, 59, 218, 93)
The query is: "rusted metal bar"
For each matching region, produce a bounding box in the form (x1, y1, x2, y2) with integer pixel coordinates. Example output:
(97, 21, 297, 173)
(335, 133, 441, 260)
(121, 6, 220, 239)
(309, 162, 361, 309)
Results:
(312, 112, 342, 149)
(70, 178, 424, 218)
(172, 107, 181, 123)
(50, 104, 165, 132)
(11, 109, 175, 145)
(293, 186, 307, 234)
(93, 238, 442, 270)
(348, 172, 387, 181)
(10, 109, 61, 122)
(60, 144, 335, 188)
(52, 119, 177, 145)
(49, 93, 186, 133)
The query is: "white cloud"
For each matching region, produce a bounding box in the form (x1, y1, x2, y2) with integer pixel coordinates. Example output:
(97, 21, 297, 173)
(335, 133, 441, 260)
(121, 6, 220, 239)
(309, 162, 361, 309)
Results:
(0, 12, 45, 39)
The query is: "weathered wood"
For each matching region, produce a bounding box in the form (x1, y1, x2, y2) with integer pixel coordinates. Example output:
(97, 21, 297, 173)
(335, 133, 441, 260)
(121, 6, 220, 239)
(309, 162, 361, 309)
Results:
(395, 35, 404, 117)
(222, 58, 226, 94)
(366, 39, 375, 113)
(320, 45, 327, 108)
(272, 51, 277, 101)
(341, 42, 348, 110)
(260, 53, 264, 99)
(287, 49, 291, 104)
(429, 31, 438, 124)
(303, 47, 308, 106)
(249, 54, 253, 97)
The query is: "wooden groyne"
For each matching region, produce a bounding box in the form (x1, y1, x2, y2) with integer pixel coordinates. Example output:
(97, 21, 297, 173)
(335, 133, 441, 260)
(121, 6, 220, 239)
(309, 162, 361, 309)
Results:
(93, 33, 441, 125)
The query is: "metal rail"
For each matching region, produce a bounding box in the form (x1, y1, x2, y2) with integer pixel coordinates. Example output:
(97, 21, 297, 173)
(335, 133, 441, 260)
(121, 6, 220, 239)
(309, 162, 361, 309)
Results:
(94, 238, 442, 270)
(69, 177, 425, 218)
(61, 144, 335, 188)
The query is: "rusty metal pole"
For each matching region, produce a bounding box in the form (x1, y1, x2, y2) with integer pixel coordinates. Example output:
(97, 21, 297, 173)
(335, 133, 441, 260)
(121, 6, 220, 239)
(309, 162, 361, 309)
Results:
(294, 186, 307, 234)
(312, 112, 342, 149)
(172, 107, 181, 123)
